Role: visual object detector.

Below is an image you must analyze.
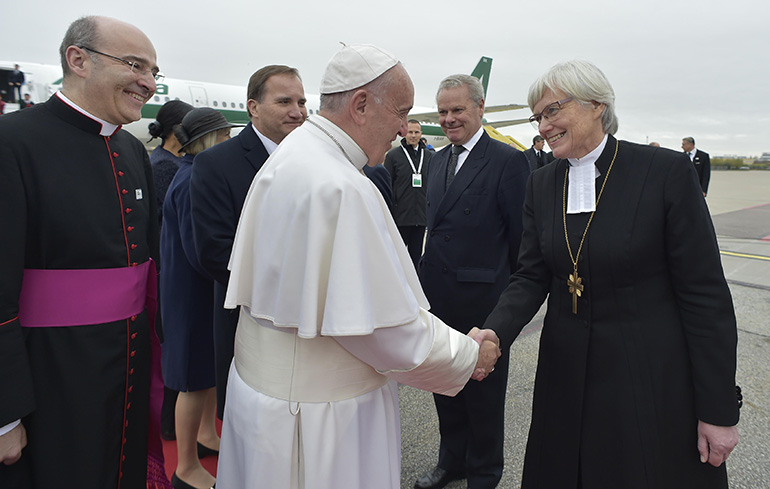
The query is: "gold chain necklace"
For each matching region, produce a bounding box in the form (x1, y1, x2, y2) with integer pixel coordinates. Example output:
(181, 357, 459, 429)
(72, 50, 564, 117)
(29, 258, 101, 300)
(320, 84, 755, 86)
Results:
(562, 139, 619, 314)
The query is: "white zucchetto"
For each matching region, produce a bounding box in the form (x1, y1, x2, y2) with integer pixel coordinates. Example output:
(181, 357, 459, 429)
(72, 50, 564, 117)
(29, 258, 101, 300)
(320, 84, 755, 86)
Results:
(320, 44, 399, 95)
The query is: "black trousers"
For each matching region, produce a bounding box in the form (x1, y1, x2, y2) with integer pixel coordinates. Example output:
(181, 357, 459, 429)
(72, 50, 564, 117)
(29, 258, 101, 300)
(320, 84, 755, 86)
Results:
(398, 225, 425, 271)
(435, 349, 510, 489)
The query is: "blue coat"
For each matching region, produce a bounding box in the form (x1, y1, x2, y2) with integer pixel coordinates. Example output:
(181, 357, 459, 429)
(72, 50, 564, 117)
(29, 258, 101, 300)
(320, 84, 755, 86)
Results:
(160, 154, 215, 391)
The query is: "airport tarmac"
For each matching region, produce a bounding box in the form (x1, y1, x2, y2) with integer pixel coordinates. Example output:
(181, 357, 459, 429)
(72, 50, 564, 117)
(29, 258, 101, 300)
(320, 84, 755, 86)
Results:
(398, 170, 770, 488)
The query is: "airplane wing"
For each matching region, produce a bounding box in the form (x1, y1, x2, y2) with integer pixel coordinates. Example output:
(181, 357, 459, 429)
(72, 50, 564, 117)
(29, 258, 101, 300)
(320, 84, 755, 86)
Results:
(484, 117, 531, 129)
(485, 103, 528, 113)
(409, 106, 529, 125)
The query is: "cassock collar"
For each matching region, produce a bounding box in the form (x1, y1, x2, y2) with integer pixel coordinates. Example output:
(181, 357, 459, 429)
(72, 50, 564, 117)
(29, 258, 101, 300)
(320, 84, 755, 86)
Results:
(307, 115, 368, 170)
(252, 125, 279, 155)
(55, 92, 122, 136)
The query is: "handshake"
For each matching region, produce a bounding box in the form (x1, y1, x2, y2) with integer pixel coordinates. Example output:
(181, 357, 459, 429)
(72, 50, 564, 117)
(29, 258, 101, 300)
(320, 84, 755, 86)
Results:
(467, 327, 501, 381)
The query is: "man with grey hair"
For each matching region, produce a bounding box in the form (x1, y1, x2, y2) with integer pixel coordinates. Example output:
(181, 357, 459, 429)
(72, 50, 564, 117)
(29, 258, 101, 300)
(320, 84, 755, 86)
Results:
(416, 74, 530, 489)
(682, 137, 711, 196)
(0, 16, 167, 489)
(216, 45, 501, 489)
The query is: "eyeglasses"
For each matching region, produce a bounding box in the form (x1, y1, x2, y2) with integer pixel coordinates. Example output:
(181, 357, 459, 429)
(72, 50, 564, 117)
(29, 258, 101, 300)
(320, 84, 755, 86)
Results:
(81, 46, 165, 82)
(529, 97, 573, 130)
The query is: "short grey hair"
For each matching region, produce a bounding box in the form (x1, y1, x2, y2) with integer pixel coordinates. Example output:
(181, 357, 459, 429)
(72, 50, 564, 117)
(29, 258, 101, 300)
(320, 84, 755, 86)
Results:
(319, 63, 402, 113)
(682, 136, 695, 145)
(528, 60, 618, 135)
(436, 74, 484, 106)
(60, 16, 100, 78)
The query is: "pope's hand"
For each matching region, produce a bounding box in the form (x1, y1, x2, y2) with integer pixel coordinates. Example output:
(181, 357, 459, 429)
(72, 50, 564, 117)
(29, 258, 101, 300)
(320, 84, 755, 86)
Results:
(468, 327, 501, 381)
(0, 422, 27, 465)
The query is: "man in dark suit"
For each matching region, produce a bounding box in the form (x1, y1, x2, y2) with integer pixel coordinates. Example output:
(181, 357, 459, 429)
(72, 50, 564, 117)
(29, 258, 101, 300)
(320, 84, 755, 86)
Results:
(415, 74, 530, 489)
(682, 136, 711, 196)
(523, 134, 549, 171)
(190, 65, 307, 419)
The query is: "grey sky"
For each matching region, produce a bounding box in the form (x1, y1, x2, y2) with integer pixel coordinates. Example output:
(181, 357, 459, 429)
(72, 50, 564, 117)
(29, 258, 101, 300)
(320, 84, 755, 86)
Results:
(2, 0, 767, 156)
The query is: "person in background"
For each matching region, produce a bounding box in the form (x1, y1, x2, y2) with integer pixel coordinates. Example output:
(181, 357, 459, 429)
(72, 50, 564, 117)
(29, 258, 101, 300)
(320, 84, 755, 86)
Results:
(484, 60, 740, 489)
(161, 107, 238, 489)
(9, 65, 24, 103)
(682, 136, 711, 196)
(149, 100, 194, 226)
(384, 119, 432, 269)
(523, 135, 548, 171)
(19, 94, 35, 109)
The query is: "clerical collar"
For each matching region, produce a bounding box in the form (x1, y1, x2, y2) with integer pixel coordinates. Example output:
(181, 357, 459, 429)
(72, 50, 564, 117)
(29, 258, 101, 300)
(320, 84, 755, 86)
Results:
(566, 133, 608, 214)
(252, 124, 279, 155)
(55, 92, 121, 137)
(306, 115, 368, 170)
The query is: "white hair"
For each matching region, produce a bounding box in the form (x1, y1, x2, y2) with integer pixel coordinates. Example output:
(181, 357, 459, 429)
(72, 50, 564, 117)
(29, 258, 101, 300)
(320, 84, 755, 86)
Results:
(528, 60, 618, 135)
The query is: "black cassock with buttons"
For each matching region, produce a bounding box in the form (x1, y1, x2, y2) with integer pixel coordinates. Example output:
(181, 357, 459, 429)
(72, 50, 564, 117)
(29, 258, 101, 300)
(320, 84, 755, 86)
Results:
(0, 94, 161, 488)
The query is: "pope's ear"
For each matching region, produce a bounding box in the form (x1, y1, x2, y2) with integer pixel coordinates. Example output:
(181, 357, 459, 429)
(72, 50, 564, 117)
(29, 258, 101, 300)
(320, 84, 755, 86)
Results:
(65, 45, 90, 80)
(348, 89, 369, 124)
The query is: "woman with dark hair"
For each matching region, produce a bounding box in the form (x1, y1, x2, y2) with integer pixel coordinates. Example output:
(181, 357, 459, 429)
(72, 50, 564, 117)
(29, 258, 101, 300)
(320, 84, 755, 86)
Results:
(149, 100, 194, 225)
(161, 108, 238, 489)
(483, 60, 740, 489)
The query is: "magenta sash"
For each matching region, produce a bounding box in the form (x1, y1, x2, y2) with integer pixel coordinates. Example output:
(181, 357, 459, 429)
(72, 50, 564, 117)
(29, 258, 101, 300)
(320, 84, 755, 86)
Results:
(19, 262, 152, 327)
(18, 260, 170, 488)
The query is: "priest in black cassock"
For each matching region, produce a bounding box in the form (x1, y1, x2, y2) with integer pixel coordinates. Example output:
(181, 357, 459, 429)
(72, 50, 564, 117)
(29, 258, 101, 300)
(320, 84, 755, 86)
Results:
(0, 16, 169, 489)
(483, 60, 741, 489)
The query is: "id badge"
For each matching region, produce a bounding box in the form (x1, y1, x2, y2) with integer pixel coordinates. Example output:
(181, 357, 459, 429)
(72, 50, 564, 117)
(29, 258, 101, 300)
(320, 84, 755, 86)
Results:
(412, 173, 422, 187)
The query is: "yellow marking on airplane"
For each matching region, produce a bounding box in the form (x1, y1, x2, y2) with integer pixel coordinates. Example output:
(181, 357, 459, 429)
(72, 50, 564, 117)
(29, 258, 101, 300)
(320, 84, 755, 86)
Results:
(720, 250, 770, 261)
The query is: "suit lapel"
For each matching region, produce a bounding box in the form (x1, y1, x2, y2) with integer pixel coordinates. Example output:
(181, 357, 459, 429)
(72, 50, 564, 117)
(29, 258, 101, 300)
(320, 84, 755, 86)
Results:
(239, 123, 270, 173)
(433, 132, 492, 222)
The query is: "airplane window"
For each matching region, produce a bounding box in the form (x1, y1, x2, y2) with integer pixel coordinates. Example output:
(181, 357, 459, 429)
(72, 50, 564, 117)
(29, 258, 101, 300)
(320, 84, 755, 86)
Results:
(165, 97, 170, 102)
(213, 101, 218, 107)
(239, 103, 244, 109)
(231, 102, 235, 108)
(154, 95, 160, 102)
(222, 101, 226, 107)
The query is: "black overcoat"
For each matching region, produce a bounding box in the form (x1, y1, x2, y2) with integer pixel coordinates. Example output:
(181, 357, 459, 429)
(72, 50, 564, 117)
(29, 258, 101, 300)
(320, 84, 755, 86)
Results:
(485, 136, 739, 489)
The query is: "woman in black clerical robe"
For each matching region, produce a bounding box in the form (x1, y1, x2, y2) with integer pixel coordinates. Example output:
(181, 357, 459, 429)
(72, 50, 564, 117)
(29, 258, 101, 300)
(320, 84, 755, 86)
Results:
(483, 60, 740, 489)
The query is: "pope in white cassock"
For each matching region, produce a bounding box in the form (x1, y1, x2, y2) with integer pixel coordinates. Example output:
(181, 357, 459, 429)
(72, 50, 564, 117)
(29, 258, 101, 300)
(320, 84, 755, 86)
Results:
(216, 45, 502, 489)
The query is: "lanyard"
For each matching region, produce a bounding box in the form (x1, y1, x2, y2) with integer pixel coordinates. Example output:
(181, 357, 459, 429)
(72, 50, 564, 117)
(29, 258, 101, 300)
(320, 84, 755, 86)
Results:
(401, 145, 424, 174)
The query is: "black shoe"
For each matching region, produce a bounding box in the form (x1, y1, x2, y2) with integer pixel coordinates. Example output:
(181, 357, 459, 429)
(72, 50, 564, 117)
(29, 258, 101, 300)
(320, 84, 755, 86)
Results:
(414, 466, 463, 489)
(197, 441, 219, 459)
(171, 472, 215, 489)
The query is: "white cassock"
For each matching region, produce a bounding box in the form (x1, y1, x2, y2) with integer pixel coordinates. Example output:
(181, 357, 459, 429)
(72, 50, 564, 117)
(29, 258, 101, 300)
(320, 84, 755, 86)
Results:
(217, 115, 480, 489)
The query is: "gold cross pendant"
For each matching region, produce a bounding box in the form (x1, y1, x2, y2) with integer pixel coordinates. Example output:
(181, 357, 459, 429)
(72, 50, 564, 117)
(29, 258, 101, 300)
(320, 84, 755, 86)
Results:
(567, 272, 584, 314)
